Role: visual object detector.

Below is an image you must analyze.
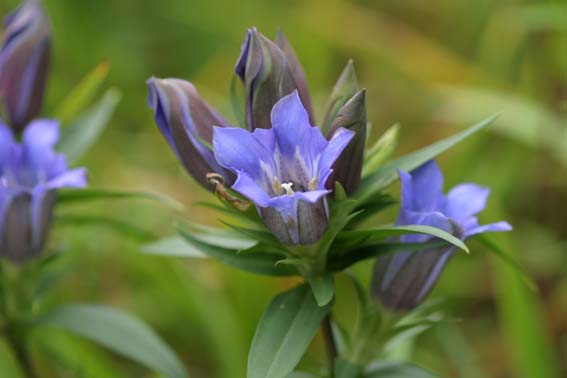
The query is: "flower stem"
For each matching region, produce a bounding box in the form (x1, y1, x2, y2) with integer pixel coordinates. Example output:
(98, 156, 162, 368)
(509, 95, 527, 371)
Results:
(4, 324, 38, 378)
(321, 313, 338, 378)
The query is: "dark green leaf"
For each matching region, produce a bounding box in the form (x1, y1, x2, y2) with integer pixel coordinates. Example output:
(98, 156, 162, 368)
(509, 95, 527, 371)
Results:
(328, 241, 448, 272)
(180, 230, 296, 276)
(248, 285, 331, 378)
(364, 361, 436, 377)
(56, 188, 183, 210)
(38, 304, 188, 378)
(357, 115, 498, 201)
(57, 89, 121, 164)
(336, 225, 468, 253)
(307, 273, 335, 307)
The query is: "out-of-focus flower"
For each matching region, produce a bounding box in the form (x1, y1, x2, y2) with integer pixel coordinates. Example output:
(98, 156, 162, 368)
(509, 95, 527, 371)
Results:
(0, 120, 86, 263)
(213, 91, 354, 245)
(235, 28, 314, 130)
(371, 160, 512, 310)
(0, 0, 51, 133)
(146, 77, 234, 190)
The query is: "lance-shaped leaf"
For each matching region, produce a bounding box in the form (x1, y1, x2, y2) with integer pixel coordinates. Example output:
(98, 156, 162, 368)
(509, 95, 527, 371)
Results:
(146, 77, 234, 189)
(0, 0, 51, 133)
(247, 284, 331, 378)
(38, 304, 188, 378)
(235, 28, 299, 130)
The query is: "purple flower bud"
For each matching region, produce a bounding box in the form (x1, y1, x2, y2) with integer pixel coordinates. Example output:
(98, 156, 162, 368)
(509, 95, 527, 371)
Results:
(0, 0, 51, 133)
(146, 77, 235, 190)
(327, 89, 366, 195)
(0, 120, 87, 264)
(213, 91, 354, 245)
(235, 28, 311, 130)
(275, 30, 314, 125)
(371, 161, 512, 311)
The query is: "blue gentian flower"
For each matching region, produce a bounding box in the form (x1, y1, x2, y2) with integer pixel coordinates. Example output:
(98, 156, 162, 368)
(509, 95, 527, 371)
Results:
(0, 0, 51, 133)
(0, 119, 86, 263)
(213, 91, 354, 245)
(371, 160, 512, 310)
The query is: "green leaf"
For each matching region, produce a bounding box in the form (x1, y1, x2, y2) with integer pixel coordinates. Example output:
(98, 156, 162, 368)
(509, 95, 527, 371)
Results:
(142, 236, 207, 258)
(357, 115, 498, 201)
(55, 61, 111, 124)
(337, 225, 469, 253)
(57, 89, 121, 164)
(476, 236, 537, 291)
(328, 241, 449, 272)
(38, 304, 188, 378)
(307, 273, 335, 307)
(362, 124, 400, 177)
(180, 230, 296, 276)
(335, 358, 360, 378)
(56, 188, 183, 210)
(55, 213, 155, 241)
(248, 285, 331, 378)
(364, 361, 436, 378)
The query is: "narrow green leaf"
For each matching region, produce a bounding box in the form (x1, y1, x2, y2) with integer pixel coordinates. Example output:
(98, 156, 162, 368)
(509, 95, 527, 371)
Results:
(142, 236, 207, 258)
(55, 213, 155, 241)
(55, 61, 111, 124)
(364, 361, 436, 378)
(307, 273, 335, 307)
(362, 124, 400, 177)
(328, 241, 449, 272)
(357, 115, 498, 201)
(57, 89, 121, 164)
(248, 285, 331, 378)
(335, 358, 360, 378)
(180, 230, 296, 276)
(337, 225, 469, 253)
(56, 188, 183, 211)
(476, 236, 537, 292)
(38, 304, 188, 378)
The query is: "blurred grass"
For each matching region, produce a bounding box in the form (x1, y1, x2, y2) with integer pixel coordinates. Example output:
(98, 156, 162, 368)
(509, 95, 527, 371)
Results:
(0, 0, 564, 377)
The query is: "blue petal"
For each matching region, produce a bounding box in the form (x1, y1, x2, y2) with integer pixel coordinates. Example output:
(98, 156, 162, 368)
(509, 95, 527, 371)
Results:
(410, 160, 444, 212)
(465, 221, 512, 237)
(213, 126, 276, 186)
(445, 183, 490, 221)
(317, 127, 354, 188)
(45, 168, 87, 189)
(271, 91, 313, 160)
(231, 171, 271, 207)
(22, 119, 59, 169)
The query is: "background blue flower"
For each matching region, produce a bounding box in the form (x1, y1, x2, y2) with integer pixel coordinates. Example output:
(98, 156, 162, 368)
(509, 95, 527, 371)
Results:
(371, 160, 512, 310)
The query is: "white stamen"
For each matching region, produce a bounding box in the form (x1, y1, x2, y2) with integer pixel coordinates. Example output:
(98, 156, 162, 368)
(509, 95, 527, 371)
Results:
(281, 182, 295, 195)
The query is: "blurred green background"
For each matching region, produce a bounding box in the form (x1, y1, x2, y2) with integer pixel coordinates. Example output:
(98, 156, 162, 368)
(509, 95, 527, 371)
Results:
(1, 0, 564, 377)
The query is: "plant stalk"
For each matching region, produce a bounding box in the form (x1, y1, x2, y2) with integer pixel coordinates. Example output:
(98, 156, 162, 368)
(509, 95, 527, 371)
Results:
(5, 324, 38, 378)
(321, 313, 338, 378)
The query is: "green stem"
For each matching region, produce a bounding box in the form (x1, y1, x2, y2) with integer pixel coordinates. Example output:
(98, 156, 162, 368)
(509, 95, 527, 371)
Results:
(4, 325, 38, 378)
(321, 314, 337, 378)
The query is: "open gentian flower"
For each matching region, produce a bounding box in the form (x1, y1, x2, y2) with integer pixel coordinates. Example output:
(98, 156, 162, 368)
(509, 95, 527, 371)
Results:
(213, 91, 354, 245)
(0, 0, 51, 133)
(371, 160, 512, 310)
(0, 120, 86, 263)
